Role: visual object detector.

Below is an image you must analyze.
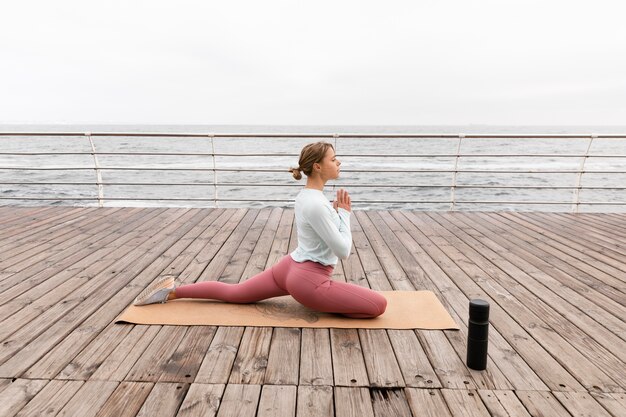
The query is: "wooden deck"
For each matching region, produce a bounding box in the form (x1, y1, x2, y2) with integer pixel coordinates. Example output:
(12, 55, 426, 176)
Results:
(0, 206, 624, 417)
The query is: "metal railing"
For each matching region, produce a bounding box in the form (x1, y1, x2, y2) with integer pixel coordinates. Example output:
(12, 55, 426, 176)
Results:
(0, 132, 625, 212)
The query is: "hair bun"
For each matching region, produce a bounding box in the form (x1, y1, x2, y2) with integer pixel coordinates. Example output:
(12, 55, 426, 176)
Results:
(289, 167, 303, 181)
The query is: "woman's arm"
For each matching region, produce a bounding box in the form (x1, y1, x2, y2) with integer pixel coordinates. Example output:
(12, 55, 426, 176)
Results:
(306, 204, 352, 259)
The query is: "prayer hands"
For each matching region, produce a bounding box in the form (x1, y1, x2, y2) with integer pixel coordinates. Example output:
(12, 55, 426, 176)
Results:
(333, 188, 352, 212)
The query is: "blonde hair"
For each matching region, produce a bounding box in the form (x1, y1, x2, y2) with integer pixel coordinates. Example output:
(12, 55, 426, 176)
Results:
(289, 142, 334, 180)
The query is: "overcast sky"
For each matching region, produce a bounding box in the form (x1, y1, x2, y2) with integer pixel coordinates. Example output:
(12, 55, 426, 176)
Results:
(1, 0, 625, 125)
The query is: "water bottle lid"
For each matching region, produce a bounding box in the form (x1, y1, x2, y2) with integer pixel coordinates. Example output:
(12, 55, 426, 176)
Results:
(469, 299, 490, 322)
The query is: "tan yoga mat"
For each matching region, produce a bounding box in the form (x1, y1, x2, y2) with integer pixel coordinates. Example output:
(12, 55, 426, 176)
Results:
(115, 290, 459, 330)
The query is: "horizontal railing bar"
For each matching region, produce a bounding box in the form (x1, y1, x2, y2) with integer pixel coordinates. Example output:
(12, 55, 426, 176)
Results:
(1, 196, 624, 205)
(2, 181, 625, 190)
(2, 151, 626, 158)
(1, 131, 626, 139)
(2, 166, 625, 174)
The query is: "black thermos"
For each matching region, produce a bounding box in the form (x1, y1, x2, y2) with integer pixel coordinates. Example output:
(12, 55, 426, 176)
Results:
(466, 299, 489, 370)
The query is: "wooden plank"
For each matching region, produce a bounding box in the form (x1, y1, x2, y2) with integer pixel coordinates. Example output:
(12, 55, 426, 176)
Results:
(3, 209, 207, 378)
(563, 213, 626, 242)
(0, 206, 88, 241)
(412, 211, 588, 392)
(441, 389, 491, 417)
(473, 212, 624, 303)
(195, 326, 245, 384)
(4, 207, 626, 417)
(125, 326, 188, 382)
(135, 382, 189, 417)
(591, 392, 626, 417)
(239, 207, 282, 282)
(44, 210, 230, 379)
(89, 325, 161, 381)
(93, 381, 153, 417)
(0, 206, 82, 235)
(516, 390, 576, 417)
(357, 210, 483, 390)
(489, 212, 626, 287)
(358, 329, 405, 388)
(512, 212, 626, 267)
(405, 388, 453, 417)
(0, 208, 130, 278)
(176, 209, 246, 285)
(0, 207, 161, 341)
(0, 207, 153, 298)
(0, 206, 55, 231)
(265, 208, 294, 268)
(353, 211, 414, 291)
(55, 381, 119, 417)
(341, 237, 371, 287)
(387, 329, 441, 388)
(477, 390, 532, 417)
(363, 211, 430, 289)
(56, 322, 134, 380)
(299, 329, 334, 386)
(0, 207, 113, 270)
(373, 210, 505, 390)
(21, 207, 210, 379)
(257, 385, 297, 417)
(0, 378, 10, 393)
(296, 385, 334, 417)
(215, 383, 261, 417)
(460, 214, 626, 351)
(228, 327, 273, 384)
(177, 383, 225, 417)
(445, 212, 625, 389)
(553, 391, 615, 417)
(418, 329, 477, 390)
(288, 214, 298, 253)
(0, 207, 166, 321)
(154, 208, 227, 282)
(157, 326, 217, 383)
(334, 387, 375, 417)
(220, 208, 271, 284)
(196, 209, 258, 283)
(15, 380, 84, 417)
(474, 217, 626, 363)
(350, 210, 394, 291)
(264, 327, 301, 385)
(339, 215, 405, 389)
(370, 388, 413, 417)
(330, 329, 370, 387)
(0, 378, 48, 417)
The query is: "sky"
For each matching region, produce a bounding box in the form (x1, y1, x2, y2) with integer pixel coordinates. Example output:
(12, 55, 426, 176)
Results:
(1, 0, 625, 126)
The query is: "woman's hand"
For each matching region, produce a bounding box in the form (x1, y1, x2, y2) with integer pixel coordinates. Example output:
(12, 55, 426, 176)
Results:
(333, 188, 351, 212)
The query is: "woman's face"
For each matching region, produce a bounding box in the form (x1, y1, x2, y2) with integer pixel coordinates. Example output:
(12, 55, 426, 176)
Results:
(315, 147, 341, 180)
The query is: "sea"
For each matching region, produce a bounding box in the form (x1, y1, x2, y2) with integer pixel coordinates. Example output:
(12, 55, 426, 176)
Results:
(1, 124, 625, 212)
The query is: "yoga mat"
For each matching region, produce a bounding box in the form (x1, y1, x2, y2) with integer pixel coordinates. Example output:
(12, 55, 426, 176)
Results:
(116, 290, 459, 330)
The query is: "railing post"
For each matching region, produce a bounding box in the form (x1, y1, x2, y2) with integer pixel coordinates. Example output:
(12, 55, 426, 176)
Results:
(209, 134, 218, 208)
(572, 134, 596, 213)
(333, 134, 339, 195)
(86, 132, 104, 207)
(450, 134, 464, 210)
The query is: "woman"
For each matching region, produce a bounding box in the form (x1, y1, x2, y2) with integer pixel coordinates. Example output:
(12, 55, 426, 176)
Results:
(134, 141, 387, 318)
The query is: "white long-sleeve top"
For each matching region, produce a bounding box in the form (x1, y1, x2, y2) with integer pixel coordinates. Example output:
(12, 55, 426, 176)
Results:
(290, 188, 352, 266)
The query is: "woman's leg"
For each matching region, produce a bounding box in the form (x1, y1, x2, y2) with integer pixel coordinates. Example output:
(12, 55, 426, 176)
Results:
(174, 256, 291, 303)
(284, 260, 387, 318)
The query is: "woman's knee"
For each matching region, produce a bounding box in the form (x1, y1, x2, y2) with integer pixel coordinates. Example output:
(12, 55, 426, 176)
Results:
(368, 292, 387, 317)
(342, 291, 387, 318)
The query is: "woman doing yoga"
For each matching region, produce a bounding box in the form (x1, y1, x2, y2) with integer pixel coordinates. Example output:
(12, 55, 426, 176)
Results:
(133, 141, 387, 318)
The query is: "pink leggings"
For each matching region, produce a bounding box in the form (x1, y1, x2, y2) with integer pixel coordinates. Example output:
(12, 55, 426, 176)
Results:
(175, 255, 387, 318)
